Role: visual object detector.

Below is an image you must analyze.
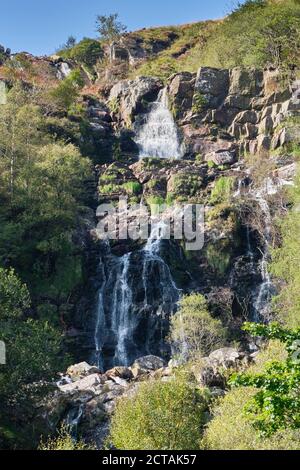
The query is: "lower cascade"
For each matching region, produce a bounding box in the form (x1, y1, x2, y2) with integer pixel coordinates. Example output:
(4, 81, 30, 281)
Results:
(92, 221, 180, 370)
(134, 87, 183, 160)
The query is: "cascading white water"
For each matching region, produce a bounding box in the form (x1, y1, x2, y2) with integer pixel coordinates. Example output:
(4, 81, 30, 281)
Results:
(134, 88, 183, 160)
(56, 62, 72, 80)
(111, 253, 133, 366)
(93, 219, 180, 368)
(252, 195, 273, 321)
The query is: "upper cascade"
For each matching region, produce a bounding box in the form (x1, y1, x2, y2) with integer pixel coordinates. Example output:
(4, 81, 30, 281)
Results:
(134, 88, 183, 160)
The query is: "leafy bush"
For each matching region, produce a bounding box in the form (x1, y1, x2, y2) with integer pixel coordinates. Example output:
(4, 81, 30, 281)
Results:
(230, 322, 300, 436)
(109, 373, 209, 450)
(50, 69, 84, 111)
(170, 294, 225, 359)
(40, 425, 94, 450)
(122, 182, 142, 195)
(192, 93, 208, 113)
(270, 168, 300, 327)
(210, 177, 235, 205)
(60, 38, 103, 67)
(0, 268, 30, 320)
(203, 338, 300, 450)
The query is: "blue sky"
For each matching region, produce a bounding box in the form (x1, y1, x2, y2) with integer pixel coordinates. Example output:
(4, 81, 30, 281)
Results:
(1, 0, 238, 56)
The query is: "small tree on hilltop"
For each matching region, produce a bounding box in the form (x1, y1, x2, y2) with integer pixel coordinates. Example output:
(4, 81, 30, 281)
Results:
(96, 13, 127, 62)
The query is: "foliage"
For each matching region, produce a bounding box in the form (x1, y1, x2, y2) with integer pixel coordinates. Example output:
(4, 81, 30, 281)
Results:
(39, 425, 94, 450)
(210, 177, 235, 205)
(192, 93, 208, 114)
(203, 338, 300, 450)
(109, 373, 209, 450)
(170, 294, 225, 359)
(0, 268, 31, 321)
(50, 69, 84, 111)
(60, 38, 103, 67)
(206, 242, 231, 276)
(270, 168, 300, 327)
(122, 182, 142, 195)
(230, 322, 300, 437)
(96, 14, 127, 43)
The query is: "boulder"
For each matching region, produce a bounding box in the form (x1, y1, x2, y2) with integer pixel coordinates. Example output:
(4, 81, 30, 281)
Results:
(67, 362, 100, 379)
(131, 355, 165, 372)
(208, 347, 242, 368)
(229, 68, 264, 96)
(205, 151, 236, 166)
(195, 67, 229, 97)
(106, 366, 133, 381)
(168, 72, 195, 118)
(58, 373, 103, 394)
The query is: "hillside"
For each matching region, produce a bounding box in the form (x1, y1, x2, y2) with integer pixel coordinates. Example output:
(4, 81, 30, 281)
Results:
(0, 0, 300, 453)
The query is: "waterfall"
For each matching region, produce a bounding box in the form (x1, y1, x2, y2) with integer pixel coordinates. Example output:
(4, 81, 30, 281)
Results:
(134, 88, 183, 160)
(56, 62, 72, 80)
(93, 221, 179, 369)
(252, 195, 274, 322)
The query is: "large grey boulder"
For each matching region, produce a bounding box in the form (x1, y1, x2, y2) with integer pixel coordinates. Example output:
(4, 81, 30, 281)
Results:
(205, 151, 236, 166)
(195, 67, 229, 107)
(131, 355, 165, 374)
(229, 68, 264, 96)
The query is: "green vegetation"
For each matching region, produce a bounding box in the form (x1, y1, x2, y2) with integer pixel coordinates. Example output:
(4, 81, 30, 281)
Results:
(39, 425, 94, 450)
(206, 242, 231, 276)
(50, 69, 85, 111)
(122, 181, 142, 195)
(109, 373, 210, 450)
(60, 38, 103, 67)
(270, 169, 300, 327)
(170, 294, 225, 359)
(210, 177, 235, 205)
(96, 13, 127, 43)
(231, 322, 300, 436)
(192, 93, 208, 114)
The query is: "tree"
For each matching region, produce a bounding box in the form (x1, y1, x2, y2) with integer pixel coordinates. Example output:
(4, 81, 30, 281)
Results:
(50, 69, 85, 111)
(64, 36, 76, 50)
(170, 294, 226, 360)
(96, 14, 127, 44)
(230, 322, 300, 437)
(0, 267, 30, 321)
(109, 373, 209, 450)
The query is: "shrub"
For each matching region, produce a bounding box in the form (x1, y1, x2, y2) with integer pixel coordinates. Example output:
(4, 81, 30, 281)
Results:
(60, 38, 103, 67)
(170, 294, 226, 359)
(192, 93, 208, 113)
(122, 181, 142, 195)
(50, 69, 84, 111)
(203, 338, 300, 450)
(40, 425, 94, 450)
(230, 322, 300, 436)
(210, 177, 235, 205)
(109, 374, 209, 450)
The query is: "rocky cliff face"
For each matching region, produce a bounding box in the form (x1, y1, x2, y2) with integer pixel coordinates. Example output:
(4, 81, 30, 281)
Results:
(109, 67, 299, 161)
